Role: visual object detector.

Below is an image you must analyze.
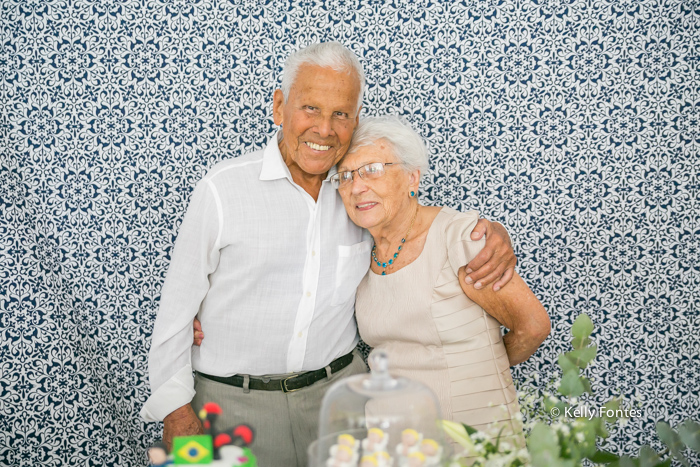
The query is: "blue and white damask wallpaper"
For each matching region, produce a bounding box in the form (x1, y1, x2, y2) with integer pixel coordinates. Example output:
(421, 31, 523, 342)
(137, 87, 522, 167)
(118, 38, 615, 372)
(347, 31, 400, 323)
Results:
(1, 0, 698, 465)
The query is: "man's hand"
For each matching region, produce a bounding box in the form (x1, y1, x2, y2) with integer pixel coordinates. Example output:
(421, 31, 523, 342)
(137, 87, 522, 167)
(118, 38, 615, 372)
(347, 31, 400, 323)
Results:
(193, 317, 203, 346)
(163, 404, 204, 451)
(466, 219, 516, 291)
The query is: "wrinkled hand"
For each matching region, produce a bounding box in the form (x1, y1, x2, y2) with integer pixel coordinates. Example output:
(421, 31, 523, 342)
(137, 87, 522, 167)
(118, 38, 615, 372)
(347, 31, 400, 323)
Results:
(193, 317, 203, 346)
(466, 219, 516, 291)
(163, 404, 204, 452)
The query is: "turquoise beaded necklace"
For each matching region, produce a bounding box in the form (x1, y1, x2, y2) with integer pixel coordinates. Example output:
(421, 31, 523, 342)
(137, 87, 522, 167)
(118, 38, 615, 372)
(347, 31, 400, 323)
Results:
(371, 206, 419, 276)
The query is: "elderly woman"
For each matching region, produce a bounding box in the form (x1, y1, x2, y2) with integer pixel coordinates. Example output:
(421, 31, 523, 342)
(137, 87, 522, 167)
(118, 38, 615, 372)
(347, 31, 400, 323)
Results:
(331, 116, 551, 446)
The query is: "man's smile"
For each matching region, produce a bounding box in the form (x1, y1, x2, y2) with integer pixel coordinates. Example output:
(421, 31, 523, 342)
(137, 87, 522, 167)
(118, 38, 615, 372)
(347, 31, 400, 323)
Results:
(305, 141, 331, 151)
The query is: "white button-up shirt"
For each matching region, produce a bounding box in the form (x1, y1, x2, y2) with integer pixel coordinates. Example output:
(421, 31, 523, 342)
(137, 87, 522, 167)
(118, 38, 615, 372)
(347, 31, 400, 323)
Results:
(140, 132, 372, 421)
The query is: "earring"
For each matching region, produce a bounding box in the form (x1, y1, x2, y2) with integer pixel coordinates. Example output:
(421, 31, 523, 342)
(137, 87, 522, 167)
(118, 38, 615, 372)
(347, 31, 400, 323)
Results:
(410, 191, 415, 197)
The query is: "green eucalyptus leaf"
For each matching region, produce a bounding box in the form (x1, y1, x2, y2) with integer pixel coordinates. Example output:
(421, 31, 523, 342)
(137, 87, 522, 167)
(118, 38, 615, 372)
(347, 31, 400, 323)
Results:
(653, 459, 672, 467)
(528, 424, 578, 467)
(619, 456, 640, 467)
(566, 346, 597, 369)
(581, 377, 592, 394)
(572, 335, 592, 350)
(589, 449, 620, 463)
(610, 457, 640, 467)
(677, 420, 700, 452)
(571, 313, 594, 339)
(656, 422, 690, 467)
(558, 370, 586, 397)
(531, 454, 576, 467)
(558, 354, 579, 375)
(638, 445, 661, 467)
(566, 443, 584, 462)
(528, 423, 560, 455)
(594, 416, 610, 439)
(544, 395, 560, 413)
(573, 421, 598, 458)
(557, 401, 568, 413)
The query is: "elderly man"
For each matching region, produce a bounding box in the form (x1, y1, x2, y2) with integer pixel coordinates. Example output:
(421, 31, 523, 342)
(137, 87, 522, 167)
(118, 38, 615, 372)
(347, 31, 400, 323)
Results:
(140, 42, 516, 466)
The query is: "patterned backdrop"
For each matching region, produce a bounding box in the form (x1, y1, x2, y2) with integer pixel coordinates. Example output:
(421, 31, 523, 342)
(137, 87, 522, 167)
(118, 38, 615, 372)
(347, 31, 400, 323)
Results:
(1, 0, 698, 465)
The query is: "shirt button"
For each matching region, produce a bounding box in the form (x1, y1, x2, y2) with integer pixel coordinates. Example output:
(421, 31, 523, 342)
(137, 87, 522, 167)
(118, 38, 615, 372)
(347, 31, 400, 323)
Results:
(306, 291, 311, 297)
(298, 332, 303, 338)
(312, 250, 316, 256)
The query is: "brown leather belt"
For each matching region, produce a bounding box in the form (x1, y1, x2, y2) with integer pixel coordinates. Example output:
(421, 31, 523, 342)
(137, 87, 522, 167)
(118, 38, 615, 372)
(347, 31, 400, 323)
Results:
(196, 352, 354, 393)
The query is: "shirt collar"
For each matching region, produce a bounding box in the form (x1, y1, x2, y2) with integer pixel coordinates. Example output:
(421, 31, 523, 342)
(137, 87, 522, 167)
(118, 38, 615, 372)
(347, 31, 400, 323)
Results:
(259, 130, 293, 181)
(259, 130, 337, 182)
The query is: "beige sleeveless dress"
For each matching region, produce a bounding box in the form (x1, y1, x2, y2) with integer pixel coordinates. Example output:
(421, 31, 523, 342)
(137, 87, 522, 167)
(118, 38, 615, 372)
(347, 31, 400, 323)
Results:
(355, 207, 524, 447)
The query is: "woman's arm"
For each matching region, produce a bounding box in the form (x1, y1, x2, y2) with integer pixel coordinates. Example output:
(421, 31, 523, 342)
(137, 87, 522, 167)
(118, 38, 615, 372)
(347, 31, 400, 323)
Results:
(458, 267, 551, 366)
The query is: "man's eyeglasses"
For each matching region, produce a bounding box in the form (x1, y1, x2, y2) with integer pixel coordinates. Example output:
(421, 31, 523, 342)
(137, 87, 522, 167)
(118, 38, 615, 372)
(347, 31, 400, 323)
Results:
(330, 162, 399, 189)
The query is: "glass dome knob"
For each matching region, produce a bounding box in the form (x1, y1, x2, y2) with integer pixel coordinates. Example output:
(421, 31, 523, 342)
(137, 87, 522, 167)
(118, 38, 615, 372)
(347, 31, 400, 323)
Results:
(364, 350, 397, 390)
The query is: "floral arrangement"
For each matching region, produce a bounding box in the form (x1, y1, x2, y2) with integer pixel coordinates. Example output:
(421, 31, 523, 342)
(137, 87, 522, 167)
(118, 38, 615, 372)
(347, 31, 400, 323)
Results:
(443, 314, 700, 467)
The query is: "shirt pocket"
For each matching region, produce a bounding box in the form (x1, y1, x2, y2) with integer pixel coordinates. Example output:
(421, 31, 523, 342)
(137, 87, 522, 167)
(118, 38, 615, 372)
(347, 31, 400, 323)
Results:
(331, 240, 373, 306)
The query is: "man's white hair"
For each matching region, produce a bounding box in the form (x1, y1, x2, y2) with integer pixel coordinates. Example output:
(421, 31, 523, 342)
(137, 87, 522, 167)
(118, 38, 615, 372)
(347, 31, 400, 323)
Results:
(281, 42, 365, 111)
(346, 116, 430, 179)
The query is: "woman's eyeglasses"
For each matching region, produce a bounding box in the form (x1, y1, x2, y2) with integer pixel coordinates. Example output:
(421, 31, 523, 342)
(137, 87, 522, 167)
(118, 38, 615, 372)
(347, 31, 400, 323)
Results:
(330, 162, 399, 189)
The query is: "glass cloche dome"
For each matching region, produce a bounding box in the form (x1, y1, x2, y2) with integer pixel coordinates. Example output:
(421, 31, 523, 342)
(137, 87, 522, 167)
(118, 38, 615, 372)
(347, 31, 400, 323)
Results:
(310, 351, 447, 467)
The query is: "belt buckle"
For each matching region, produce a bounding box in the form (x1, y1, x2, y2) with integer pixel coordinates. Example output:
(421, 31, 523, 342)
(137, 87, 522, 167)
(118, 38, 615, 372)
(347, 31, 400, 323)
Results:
(282, 374, 301, 393)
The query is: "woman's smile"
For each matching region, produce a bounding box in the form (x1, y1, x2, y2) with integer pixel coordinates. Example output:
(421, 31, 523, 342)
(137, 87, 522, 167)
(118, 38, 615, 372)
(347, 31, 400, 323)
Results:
(356, 201, 378, 211)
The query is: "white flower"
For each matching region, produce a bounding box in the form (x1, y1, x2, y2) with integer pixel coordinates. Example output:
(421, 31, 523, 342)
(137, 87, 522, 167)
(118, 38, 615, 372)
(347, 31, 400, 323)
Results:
(460, 444, 480, 457)
(484, 457, 505, 467)
(486, 425, 505, 439)
(575, 432, 585, 442)
(515, 448, 530, 461)
(554, 423, 570, 436)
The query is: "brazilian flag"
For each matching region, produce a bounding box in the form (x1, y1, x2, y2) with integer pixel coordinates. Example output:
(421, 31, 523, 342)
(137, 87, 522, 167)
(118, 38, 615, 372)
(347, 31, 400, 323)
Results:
(173, 435, 213, 464)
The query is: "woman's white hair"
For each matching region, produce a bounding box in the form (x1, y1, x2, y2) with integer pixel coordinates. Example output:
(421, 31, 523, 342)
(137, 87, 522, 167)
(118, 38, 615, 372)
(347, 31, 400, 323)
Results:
(347, 116, 430, 178)
(281, 42, 365, 111)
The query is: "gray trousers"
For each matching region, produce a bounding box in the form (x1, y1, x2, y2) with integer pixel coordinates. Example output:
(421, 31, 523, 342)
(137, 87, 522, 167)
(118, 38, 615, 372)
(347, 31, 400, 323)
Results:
(192, 349, 368, 467)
